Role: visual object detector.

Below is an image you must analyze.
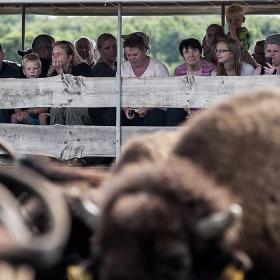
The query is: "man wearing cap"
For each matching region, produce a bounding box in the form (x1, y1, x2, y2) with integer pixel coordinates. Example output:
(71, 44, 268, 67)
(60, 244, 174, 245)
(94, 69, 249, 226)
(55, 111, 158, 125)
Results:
(0, 43, 21, 123)
(31, 34, 55, 77)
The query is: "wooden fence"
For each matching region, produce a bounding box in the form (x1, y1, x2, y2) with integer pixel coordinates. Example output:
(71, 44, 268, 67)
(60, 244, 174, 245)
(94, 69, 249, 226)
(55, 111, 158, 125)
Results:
(0, 74, 279, 159)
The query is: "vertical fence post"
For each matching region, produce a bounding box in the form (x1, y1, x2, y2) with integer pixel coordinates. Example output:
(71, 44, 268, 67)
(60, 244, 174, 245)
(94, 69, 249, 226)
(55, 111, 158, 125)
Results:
(21, 4, 26, 51)
(116, 2, 122, 161)
(221, 1, 225, 29)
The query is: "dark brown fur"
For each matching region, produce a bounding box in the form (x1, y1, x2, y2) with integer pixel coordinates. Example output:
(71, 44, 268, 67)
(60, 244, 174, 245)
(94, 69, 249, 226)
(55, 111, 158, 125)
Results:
(113, 130, 179, 173)
(96, 158, 241, 280)
(173, 88, 280, 279)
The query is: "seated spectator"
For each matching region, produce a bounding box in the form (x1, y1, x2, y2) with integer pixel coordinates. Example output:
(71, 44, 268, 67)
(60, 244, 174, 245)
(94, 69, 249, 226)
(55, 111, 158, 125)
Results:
(89, 33, 117, 126)
(32, 34, 55, 77)
(121, 32, 168, 126)
(0, 43, 21, 123)
(0, 44, 21, 79)
(167, 38, 216, 126)
(174, 38, 216, 76)
(252, 40, 265, 66)
(74, 36, 96, 68)
(11, 53, 48, 125)
(212, 37, 254, 76)
(203, 24, 226, 65)
(48, 40, 92, 125)
(253, 34, 280, 75)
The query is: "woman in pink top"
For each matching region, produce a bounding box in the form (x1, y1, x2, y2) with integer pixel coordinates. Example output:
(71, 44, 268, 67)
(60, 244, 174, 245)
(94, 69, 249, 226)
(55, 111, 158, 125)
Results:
(174, 38, 216, 76)
(167, 38, 216, 126)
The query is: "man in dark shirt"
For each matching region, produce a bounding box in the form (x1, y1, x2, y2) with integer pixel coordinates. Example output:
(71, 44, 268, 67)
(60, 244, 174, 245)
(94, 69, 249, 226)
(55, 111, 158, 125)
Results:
(32, 34, 55, 77)
(0, 43, 21, 123)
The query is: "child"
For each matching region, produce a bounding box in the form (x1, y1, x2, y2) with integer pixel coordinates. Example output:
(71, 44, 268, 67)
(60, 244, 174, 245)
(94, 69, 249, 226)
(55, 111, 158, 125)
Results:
(226, 4, 250, 52)
(11, 53, 48, 125)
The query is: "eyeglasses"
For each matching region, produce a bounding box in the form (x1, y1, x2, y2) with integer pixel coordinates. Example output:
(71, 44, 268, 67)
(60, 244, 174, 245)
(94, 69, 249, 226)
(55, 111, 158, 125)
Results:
(215, 49, 231, 54)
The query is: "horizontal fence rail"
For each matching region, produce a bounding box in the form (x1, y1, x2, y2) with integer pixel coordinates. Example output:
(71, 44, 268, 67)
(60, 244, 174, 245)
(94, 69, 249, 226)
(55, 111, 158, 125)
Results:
(0, 124, 174, 159)
(0, 75, 279, 159)
(0, 75, 279, 109)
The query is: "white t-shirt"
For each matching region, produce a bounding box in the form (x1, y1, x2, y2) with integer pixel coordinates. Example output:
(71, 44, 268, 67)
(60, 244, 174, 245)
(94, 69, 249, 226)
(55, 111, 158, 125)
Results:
(240, 62, 254, 76)
(211, 62, 254, 76)
(121, 57, 169, 78)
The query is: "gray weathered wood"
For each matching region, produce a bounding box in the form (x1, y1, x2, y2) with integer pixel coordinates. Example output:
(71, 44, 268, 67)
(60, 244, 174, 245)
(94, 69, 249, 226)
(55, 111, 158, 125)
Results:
(0, 75, 279, 109)
(0, 124, 174, 159)
(1, 1, 280, 16)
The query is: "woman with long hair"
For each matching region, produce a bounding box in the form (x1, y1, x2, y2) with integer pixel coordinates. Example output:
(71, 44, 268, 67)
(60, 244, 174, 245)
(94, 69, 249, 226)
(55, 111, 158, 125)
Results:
(48, 40, 92, 125)
(212, 37, 254, 76)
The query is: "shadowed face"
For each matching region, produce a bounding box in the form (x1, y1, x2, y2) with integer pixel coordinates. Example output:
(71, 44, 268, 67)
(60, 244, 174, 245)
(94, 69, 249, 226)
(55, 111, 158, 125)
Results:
(226, 13, 245, 29)
(252, 43, 265, 65)
(206, 26, 222, 47)
(75, 38, 94, 63)
(124, 47, 147, 67)
(33, 40, 54, 61)
(99, 38, 117, 64)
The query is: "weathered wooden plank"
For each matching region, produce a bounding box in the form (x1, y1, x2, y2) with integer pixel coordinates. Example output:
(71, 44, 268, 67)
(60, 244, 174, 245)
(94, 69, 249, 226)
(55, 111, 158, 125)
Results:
(0, 124, 174, 159)
(0, 75, 279, 109)
(1, 1, 280, 16)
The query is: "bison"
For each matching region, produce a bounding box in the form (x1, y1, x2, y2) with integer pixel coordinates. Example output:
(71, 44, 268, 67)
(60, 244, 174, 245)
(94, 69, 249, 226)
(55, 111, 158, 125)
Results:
(173, 88, 280, 279)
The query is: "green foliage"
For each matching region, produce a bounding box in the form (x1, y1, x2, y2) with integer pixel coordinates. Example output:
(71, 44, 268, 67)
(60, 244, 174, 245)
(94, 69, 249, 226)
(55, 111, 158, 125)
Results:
(1, 14, 280, 69)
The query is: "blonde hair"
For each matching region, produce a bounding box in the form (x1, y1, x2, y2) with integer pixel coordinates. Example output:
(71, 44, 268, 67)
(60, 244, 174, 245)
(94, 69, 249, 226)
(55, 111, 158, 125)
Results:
(226, 4, 246, 16)
(215, 38, 242, 76)
(22, 53, 41, 69)
(96, 33, 116, 51)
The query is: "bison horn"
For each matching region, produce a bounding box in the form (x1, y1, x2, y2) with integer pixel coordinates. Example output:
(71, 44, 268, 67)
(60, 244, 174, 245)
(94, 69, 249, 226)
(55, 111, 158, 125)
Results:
(0, 137, 16, 161)
(195, 204, 242, 239)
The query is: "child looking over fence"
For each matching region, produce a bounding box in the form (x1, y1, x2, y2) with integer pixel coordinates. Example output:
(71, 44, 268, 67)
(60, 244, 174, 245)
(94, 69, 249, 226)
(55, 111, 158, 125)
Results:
(226, 4, 250, 52)
(11, 53, 48, 125)
(226, 4, 257, 68)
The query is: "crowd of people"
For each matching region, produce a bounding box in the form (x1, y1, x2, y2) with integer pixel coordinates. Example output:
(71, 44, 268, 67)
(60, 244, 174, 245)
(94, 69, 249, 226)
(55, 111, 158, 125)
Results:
(0, 3, 279, 127)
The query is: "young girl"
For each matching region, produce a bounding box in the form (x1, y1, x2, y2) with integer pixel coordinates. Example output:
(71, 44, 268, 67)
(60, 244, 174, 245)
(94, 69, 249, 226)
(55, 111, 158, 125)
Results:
(212, 37, 254, 76)
(11, 53, 48, 125)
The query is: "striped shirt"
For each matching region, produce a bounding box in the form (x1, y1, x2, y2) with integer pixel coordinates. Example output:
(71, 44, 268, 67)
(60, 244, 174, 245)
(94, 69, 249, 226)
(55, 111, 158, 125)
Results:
(174, 60, 216, 76)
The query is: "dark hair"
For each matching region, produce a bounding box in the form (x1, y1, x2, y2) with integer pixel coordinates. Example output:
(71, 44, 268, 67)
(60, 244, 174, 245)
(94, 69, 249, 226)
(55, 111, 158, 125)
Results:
(179, 38, 202, 56)
(0, 43, 2, 52)
(206, 24, 225, 34)
(123, 33, 146, 51)
(32, 34, 54, 50)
